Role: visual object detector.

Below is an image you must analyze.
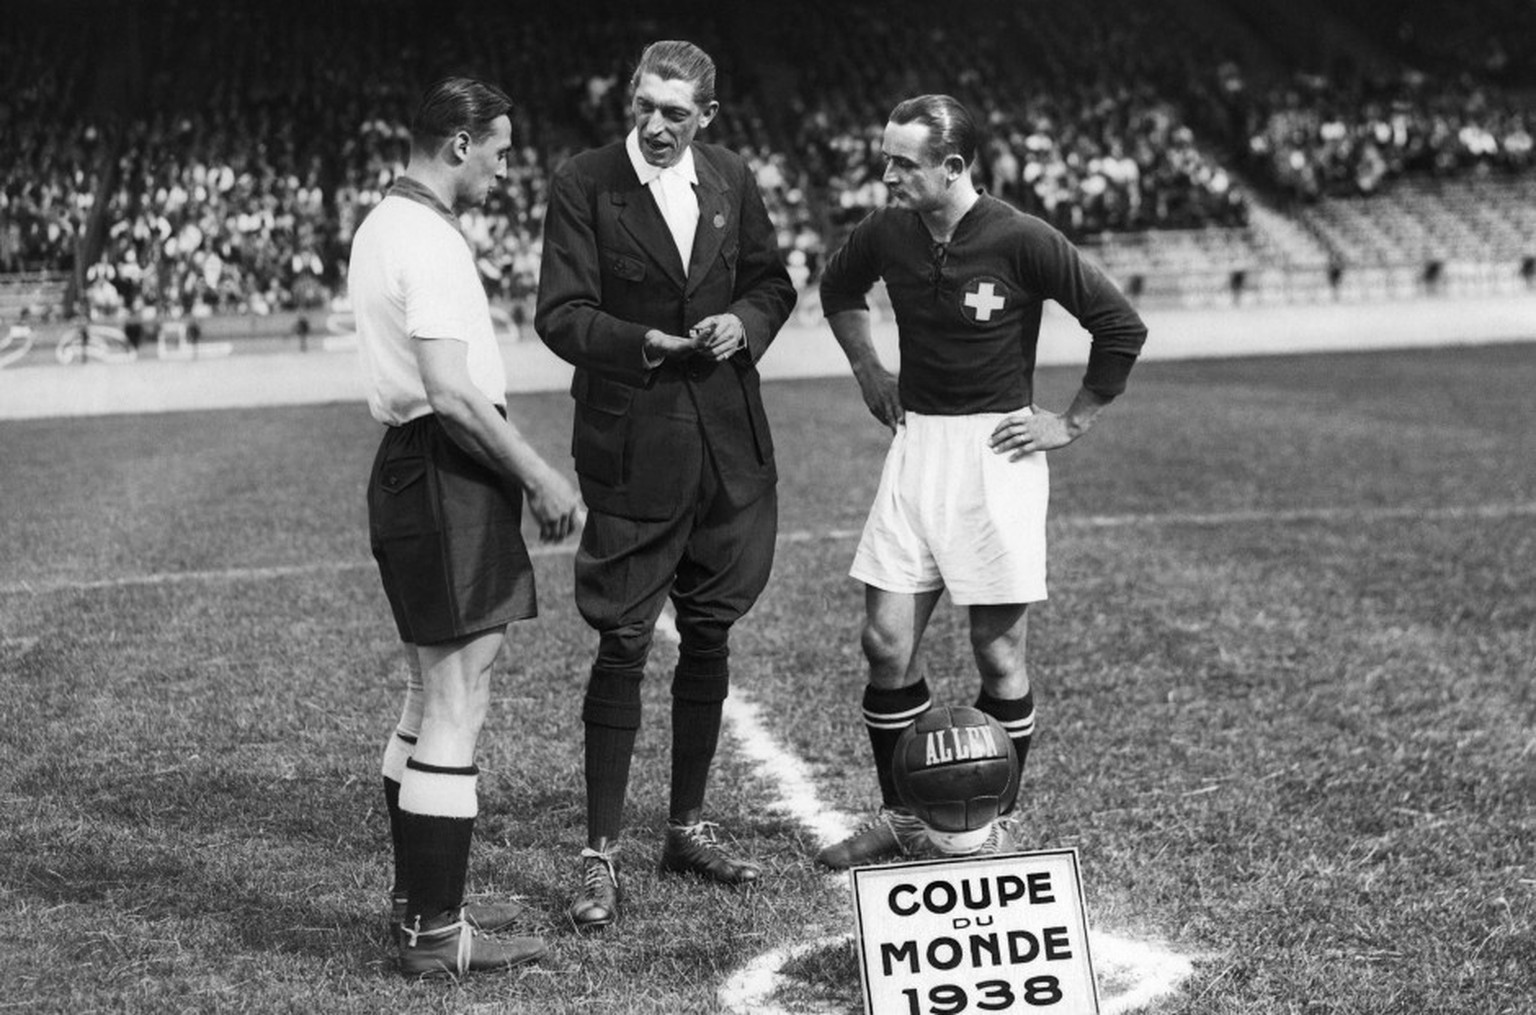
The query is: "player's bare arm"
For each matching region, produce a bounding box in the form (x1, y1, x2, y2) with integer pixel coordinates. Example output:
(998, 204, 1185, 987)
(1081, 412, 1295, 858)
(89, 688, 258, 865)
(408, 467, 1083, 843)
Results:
(988, 386, 1114, 460)
(827, 308, 903, 433)
(416, 336, 584, 541)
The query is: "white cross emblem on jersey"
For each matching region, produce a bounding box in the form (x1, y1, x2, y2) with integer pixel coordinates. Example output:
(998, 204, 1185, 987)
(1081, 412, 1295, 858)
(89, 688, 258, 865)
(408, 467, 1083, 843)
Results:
(963, 280, 1007, 322)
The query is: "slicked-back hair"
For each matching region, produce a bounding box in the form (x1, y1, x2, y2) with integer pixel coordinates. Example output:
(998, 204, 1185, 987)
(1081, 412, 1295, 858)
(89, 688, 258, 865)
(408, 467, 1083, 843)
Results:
(888, 94, 979, 167)
(411, 76, 513, 149)
(630, 40, 717, 108)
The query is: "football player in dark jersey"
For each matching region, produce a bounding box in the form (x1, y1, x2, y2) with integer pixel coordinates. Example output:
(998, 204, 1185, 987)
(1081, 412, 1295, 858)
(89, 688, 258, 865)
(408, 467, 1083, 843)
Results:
(815, 94, 1148, 868)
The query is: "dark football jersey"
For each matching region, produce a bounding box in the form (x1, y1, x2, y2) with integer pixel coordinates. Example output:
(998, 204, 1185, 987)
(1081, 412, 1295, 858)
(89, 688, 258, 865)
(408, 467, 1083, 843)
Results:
(820, 194, 1147, 415)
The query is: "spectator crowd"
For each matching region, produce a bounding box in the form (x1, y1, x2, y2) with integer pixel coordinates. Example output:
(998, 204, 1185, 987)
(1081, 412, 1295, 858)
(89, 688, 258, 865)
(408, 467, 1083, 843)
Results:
(1224, 64, 1533, 201)
(2, 0, 1530, 319)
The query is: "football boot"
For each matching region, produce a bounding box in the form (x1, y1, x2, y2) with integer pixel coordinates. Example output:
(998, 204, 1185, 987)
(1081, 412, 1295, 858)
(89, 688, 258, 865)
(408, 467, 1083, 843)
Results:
(390, 893, 544, 942)
(994, 807, 1028, 850)
(659, 819, 762, 885)
(815, 806, 930, 869)
(397, 907, 545, 980)
(568, 845, 620, 930)
(973, 819, 1020, 856)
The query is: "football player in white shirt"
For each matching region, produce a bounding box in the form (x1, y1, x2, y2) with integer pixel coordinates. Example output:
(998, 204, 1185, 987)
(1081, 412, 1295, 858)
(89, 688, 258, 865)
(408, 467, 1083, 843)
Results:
(349, 76, 582, 980)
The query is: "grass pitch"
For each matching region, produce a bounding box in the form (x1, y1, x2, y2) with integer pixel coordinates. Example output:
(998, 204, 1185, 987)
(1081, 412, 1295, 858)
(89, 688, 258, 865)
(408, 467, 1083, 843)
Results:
(1, 344, 1533, 1014)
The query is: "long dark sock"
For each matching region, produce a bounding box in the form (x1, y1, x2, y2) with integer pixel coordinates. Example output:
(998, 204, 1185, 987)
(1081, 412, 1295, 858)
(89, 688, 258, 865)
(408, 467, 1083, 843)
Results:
(669, 652, 729, 821)
(381, 730, 417, 897)
(975, 688, 1035, 808)
(398, 758, 477, 924)
(582, 666, 644, 845)
(863, 681, 932, 807)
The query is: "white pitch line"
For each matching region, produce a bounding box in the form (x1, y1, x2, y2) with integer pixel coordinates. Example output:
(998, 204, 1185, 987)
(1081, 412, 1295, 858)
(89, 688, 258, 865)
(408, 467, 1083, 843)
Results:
(655, 606, 860, 852)
(0, 560, 374, 596)
(676, 593, 1196, 1014)
(722, 692, 858, 850)
(714, 677, 1198, 1014)
(717, 930, 1196, 1015)
(1094, 935, 1197, 1015)
(717, 934, 850, 1015)
(6, 500, 1533, 598)
(1068, 500, 1536, 530)
(0, 541, 575, 596)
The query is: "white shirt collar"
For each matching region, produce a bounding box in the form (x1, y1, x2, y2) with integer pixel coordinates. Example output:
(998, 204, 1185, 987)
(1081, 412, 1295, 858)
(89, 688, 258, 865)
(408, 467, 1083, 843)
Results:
(625, 129, 698, 187)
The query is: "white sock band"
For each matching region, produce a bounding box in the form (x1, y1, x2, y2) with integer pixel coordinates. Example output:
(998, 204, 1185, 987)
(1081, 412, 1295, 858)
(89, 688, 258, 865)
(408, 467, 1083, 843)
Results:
(381, 730, 415, 782)
(399, 763, 478, 819)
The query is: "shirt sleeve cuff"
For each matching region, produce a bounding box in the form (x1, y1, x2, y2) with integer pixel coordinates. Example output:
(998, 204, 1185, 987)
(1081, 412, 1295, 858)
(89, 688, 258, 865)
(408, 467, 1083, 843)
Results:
(1082, 349, 1138, 398)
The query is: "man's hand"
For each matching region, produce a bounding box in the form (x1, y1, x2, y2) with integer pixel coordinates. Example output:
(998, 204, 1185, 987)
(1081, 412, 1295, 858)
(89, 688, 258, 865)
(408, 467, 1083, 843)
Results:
(990, 387, 1113, 459)
(826, 308, 901, 433)
(988, 409, 1078, 460)
(690, 313, 746, 362)
(525, 467, 585, 543)
(644, 328, 705, 361)
(854, 364, 904, 433)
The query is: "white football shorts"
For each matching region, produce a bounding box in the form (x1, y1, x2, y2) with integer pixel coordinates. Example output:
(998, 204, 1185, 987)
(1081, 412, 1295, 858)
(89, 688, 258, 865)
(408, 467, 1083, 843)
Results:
(850, 410, 1049, 606)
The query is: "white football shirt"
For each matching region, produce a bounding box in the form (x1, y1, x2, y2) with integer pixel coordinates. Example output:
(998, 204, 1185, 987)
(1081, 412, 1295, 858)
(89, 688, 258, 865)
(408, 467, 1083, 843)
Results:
(348, 191, 507, 425)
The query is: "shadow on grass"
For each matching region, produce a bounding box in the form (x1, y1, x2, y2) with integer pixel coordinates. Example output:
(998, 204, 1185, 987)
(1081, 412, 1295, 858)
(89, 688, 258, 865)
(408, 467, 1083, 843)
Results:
(9, 826, 385, 960)
(17, 763, 377, 849)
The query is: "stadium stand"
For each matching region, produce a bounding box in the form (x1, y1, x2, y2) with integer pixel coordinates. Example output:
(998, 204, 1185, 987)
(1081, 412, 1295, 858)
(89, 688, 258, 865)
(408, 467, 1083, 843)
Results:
(1, 0, 1532, 329)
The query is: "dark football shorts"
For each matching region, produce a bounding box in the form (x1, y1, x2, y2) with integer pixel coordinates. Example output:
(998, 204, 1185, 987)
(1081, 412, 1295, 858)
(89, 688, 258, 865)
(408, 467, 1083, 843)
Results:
(367, 411, 536, 645)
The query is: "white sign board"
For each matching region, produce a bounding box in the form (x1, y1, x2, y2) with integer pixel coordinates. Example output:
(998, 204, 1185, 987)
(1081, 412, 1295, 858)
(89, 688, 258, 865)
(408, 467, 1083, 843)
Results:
(850, 848, 1099, 1014)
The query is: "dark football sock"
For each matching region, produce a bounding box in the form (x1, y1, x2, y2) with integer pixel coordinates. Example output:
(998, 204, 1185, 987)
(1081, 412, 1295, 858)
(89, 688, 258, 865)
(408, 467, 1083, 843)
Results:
(383, 777, 404, 897)
(381, 731, 417, 897)
(975, 687, 1035, 784)
(397, 759, 477, 925)
(864, 681, 932, 807)
(669, 653, 729, 822)
(582, 666, 644, 845)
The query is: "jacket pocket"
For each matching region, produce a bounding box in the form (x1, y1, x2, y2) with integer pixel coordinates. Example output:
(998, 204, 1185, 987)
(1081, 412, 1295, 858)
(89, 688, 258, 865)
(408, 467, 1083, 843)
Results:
(572, 376, 633, 486)
(602, 247, 646, 282)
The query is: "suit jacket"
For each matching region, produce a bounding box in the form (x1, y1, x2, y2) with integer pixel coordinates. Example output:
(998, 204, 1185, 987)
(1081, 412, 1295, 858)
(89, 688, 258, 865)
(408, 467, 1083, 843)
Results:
(536, 141, 796, 521)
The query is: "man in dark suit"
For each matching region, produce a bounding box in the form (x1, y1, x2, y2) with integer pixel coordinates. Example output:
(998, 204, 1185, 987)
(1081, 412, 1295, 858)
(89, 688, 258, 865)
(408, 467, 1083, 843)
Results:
(536, 39, 795, 930)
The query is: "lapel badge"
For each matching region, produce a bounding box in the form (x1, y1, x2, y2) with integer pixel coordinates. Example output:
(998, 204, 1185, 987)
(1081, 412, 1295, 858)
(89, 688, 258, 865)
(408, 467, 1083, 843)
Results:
(713, 213, 726, 229)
